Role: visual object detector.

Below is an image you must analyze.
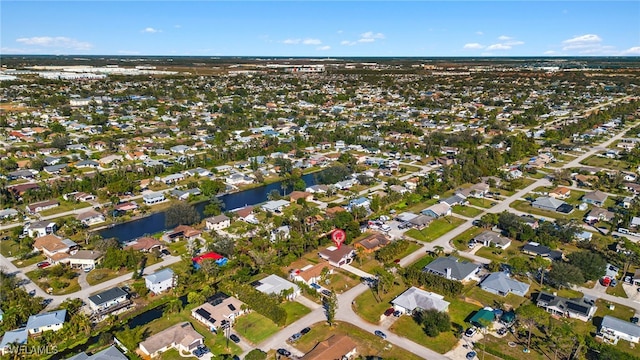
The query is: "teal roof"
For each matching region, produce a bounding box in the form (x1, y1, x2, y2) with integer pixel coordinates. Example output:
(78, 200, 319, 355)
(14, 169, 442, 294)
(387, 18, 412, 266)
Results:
(470, 309, 495, 327)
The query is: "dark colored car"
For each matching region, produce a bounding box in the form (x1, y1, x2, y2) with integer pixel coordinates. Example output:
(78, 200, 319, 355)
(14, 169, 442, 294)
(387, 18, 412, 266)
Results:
(631, 317, 639, 324)
(384, 307, 395, 316)
(229, 334, 240, 343)
(37, 261, 51, 268)
(277, 349, 292, 357)
(466, 351, 477, 359)
(374, 330, 387, 339)
(321, 289, 332, 297)
(393, 310, 401, 317)
(300, 327, 311, 335)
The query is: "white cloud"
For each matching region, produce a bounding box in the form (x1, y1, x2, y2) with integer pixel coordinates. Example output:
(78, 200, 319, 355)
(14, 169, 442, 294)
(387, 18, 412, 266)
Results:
(358, 31, 385, 43)
(317, 45, 331, 51)
(142, 27, 161, 33)
(283, 38, 301, 45)
(498, 35, 512, 41)
(337, 30, 343, 34)
(563, 34, 602, 45)
(561, 34, 611, 54)
(622, 46, 640, 55)
(302, 38, 322, 45)
(341, 40, 357, 46)
(486, 43, 512, 51)
(15, 36, 93, 50)
(463, 43, 484, 50)
(476, 31, 484, 36)
(358, 38, 375, 43)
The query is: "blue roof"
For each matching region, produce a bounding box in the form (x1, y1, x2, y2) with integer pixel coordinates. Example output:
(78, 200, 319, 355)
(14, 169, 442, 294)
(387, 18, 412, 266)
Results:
(26, 310, 66, 331)
(0, 328, 28, 348)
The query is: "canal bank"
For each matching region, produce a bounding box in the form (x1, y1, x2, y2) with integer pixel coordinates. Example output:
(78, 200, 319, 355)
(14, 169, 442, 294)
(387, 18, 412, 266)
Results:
(98, 170, 324, 242)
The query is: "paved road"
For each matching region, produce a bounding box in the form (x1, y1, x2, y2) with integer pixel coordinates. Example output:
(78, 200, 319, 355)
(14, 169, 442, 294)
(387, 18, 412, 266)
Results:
(0, 253, 181, 310)
(577, 285, 640, 310)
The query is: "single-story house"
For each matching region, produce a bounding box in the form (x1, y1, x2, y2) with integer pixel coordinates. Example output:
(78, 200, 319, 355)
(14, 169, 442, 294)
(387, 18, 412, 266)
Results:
(479, 272, 530, 297)
(26, 199, 59, 214)
(76, 209, 106, 226)
(165, 225, 202, 242)
(301, 334, 357, 360)
(26, 310, 66, 335)
(0, 328, 28, 355)
(145, 268, 175, 295)
(253, 274, 300, 300)
(68, 250, 103, 269)
(290, 261, 333, 285)
(138, 322, 203, 358)
(599, 315, 640, 344)
(391, 287, 450, 315)
(423, 256, 480, 282)
(354, 233, 390, 253)
(409, 214, 435, 230)
(582, 190, 608, 207)
(473, 231, 511, 249)
(319, 245, 355, 268)
(88, 287, 130, 313)
(535, 292, 596, 322)
(191, 294, 247, 331)
(522, 242, 563, 261)
(289, 191, 313, 203)
(440, 194, 467, 207)
(421, 202, 451, 218)
(549, 187, 571, 199)
(66, 345, 128, 360)
(0, 208, 19, 220)
(575, 231, 593, 241)
(143, 192, 165, 205)
(585, 208, 616, 224)
(124, 237, 165, 252)
(205, 214, 231, 231)
(532, 197, 566, 212)
(261, 199, 290, 213)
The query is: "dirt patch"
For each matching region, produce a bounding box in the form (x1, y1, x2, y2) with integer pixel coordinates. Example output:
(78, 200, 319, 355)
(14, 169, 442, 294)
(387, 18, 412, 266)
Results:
(0, 103, 29, 112)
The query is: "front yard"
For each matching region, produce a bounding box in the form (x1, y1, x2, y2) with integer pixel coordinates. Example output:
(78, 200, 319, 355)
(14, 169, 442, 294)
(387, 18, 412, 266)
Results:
(405, 216, 466, 242)
(234, 311, 280, 344)
(452, 205, 484, 218)
(353, 281, 406, 323)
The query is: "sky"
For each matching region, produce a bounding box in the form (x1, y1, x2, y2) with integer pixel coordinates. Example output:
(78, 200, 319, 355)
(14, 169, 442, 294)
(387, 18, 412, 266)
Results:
(2, 1, 639, 57)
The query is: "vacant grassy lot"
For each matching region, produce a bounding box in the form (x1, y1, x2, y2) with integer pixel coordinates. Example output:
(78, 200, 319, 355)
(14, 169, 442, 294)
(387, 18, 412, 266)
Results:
(12, 254, 45, 268)
(86, 268, 127, 286)
(294, 321, 424, 360)
(468, 197, 496, 209)
(390, 315, 459, 354)
(452, 205, 484, 217)
(353, 282, 406, 323)
(405, 217, 466, 242)
(281, 301, 311, 326)
(234, 311, 280, 344)
(582, 155, 634, 171)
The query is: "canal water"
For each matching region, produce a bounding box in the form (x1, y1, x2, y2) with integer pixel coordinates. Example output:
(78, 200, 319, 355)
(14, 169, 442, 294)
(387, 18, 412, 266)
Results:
(98, 172, 321, 242)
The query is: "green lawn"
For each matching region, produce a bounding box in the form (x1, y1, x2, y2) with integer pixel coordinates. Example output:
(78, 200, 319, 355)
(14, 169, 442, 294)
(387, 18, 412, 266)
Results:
(582, 155, 634, 171)
(510, 200, 588, 221)
(282, 301, 311, 325)
(86, 268, 127, 286)
(468, 197, 496, 209)
(390, 314, 459, 354)
(353, 282, 406, 323)
(294, 322, 424, 360)
(448, 298, 482, 329)
(452, 227, 485, 251)
(408, 254, 436, 270)
(39, 201, 92, 217)
(12, 254, 45, 268)
(52, 278, 81, 295)
(463, 286, 529, 309)
(405, 217, 466, 242)
(605, 284, 628, 298)
(452, 205, 484, 217)
(234, 311, 280, 344)
(0, 240, 23, 257)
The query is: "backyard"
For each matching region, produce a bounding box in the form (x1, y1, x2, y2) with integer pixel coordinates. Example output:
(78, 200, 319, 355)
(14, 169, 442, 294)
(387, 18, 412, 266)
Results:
(405, 217, 466, 242)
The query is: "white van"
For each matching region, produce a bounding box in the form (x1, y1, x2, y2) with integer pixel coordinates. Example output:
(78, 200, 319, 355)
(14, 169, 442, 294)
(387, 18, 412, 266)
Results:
(380, 224, 391, 232)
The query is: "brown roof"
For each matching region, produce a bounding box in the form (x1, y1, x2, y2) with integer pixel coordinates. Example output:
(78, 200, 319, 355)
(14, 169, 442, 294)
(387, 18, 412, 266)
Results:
(125, 237, 163, 251)
(172, 225, 202, 238)
(301, 334, 357, 360)
(34, 234, 68, 253)
(139, 322, 203, 356)
(325, 206, 346, 216)
(235, 206, 254, 218)
(356, 233, 390, 250)
(69, 250, 103, 260)
(76, 209, 103, 221)
(319, 245, 355, 265)
(289, 191, 312, 201)
(551, 187, 570, 195)
(295, 261, 331, 282)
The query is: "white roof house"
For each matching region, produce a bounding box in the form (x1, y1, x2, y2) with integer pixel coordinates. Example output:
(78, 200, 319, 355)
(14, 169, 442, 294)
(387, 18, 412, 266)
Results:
(25, 310, 66, 334)
(600, 315, 640, 344)
(261, 199, 290, 213)
(479, 272, 530, 297)
(391, 287, 450, 315)
(145, 268, 175, 295)
(253, 274, 300, 300)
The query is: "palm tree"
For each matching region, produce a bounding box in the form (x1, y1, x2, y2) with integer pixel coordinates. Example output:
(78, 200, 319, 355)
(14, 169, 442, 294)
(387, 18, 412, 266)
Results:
(433, 246, 445, 256)
(164, 297, 183, 316)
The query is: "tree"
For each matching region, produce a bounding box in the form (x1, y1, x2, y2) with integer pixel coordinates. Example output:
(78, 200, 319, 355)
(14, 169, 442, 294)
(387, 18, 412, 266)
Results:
(547, 321, 577, 360)
(516, 303, 548, 351)
(413, 309, 451, 337)
(187, 291, 205, 305)
(433, 246, 445, 256)
(51, 134, 70, 150)
(547, 262, 585, 288)
(244, 349, 267, 360)
(323, 290, 338, 326)
(164, 296, 183, 315)
(165, 202, 200, 227)
(116, 326, 147, 352)
(566, 251, 606, 281)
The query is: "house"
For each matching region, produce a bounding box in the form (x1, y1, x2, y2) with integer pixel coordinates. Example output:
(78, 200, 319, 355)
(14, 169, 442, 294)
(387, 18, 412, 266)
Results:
(423, 256, 480, 282)
(522, 242, 563, 261)
(306, 185, 329, 194)
(65, 345, 128, 360)
(88, 287, 130, 314)
(190, 294, 247, 331)
(192, 252, 228, 268)
(301, 334, 357, 360)
(138, 322, 203, 358)
(520, 216, 539, 229)
(0, 208, 18, 220)
(23, 220, 57, 237)
(532, 196, 566, 212)
(391, 287, 450, 315)
(319, 245, 355, 268)
(582, 190, 609, 207)
(253, 274, 300, 300)
(162, 173, 185, 185)
(143, 192, 165, 205)
(204, 214, 231, 231)
(261, 199, 290, 213)
(26, 199, 59, 214)
(68, 250, 103, 269)
(26, 310, 66, 335)
(469, 309, 496, 328)
(473, 231, 511, 249)
(585, 208, 615, 224)
(549, 187, 571, 199)
(225, 172, 253, 185)
(421, 202, 451, 218)
(76, 209, 106, 226)
(145, 268, 175, 295)
(185, 167, 211, 177)
(349, 197, 370, 209)
(290, 261, 333, 285)
(479, 272, 530, 297)
(0, 328, 28, 355)
(409, 215, 435, 230)
(624, 182, 640, 195)
(165, 225, 201, 242)
(170, 188, 201, 200)
(114, 201, 138, 212)
(575, 231, 593, 241)
(354, 233, 390, 253)
(535, 292, 597, 322)
(124, 237, 165, 252)
(289, 191, 313, 203)
(599, 315, 640, 344)
(440, 194, 467, 207)
(457, 183, 490, 199)
(75, 159, 100, 168)
(33, 234, 78, 263)
(234, 206, 257, 223)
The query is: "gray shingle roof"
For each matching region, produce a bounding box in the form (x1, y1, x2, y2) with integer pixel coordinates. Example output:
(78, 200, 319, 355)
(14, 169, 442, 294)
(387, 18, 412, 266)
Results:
(392, 287, 450, 312)
(26, 309, 66, 331)
(601, 315, 640, 338)
(423, 256, 479, 281)
(479, 272, 530, 295)
(88, 287, 128, 306)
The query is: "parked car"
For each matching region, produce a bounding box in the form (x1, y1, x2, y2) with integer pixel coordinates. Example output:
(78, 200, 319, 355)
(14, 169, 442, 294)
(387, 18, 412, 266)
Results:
(277, 349, 292, 357)
(393, 310, 401, 317)
(624, 276, 632, 284)
(610, 279, 618, 287)
(497, 327, 508, 335)
(465, 328, 477, 337)
(28, 290, 36, 296)
(229, 334, 240, 343)
(300, 327, 311, 335)
(384, 308, 394, 316)
(321, 289, 332, 297)
(466, 351, 477, 359)
(631, 317, 639, 324)
(310, 283, 321, 290)
(288, 333, 301, 342)
(374, 330, 387, 339)
(37, 261, 51, 269)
